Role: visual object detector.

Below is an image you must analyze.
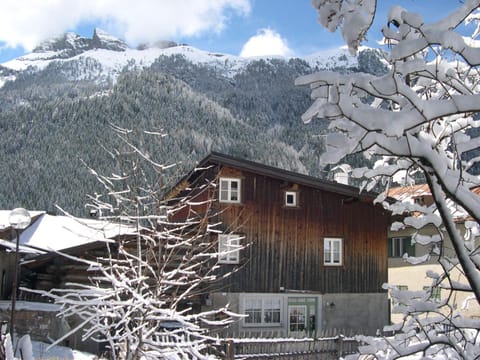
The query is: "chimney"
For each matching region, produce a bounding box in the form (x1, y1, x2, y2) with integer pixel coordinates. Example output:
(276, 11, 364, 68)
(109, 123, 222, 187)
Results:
(331, 164, 351, 185)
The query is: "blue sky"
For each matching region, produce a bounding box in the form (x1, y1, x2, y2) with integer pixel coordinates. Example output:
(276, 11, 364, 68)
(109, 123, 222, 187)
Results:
(0, 1, 467, 63)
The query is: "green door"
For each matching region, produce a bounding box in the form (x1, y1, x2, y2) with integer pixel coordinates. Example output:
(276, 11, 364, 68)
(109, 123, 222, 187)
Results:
(287, 297, 317, 337)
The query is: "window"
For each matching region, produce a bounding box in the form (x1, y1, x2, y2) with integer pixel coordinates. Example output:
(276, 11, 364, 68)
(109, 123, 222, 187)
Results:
(324, 237, 343, 266)
(218, 234, 241, 264)
(285, 191, 298, 207)
(244, 297, 282, 326)
(219, 178, 241, 203)
(414, 196, 425, 206)
(423, 286, 441, 302)
(388, 237, 415, 257)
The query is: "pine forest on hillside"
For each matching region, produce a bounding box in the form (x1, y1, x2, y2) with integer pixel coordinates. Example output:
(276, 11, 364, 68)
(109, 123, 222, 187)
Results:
(0, 46, 387, 216)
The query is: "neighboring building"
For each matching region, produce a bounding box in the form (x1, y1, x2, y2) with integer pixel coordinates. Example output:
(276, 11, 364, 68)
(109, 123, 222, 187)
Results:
(0, 211, 135, 352)
(171, 152, 391, 337)
(387, 184, 480, 323)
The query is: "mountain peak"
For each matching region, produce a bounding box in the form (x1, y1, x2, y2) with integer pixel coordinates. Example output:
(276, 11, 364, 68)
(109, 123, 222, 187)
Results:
(33, 32, 91, 55)
(32, 29, 127, 58)
(92, 28, 128, 52)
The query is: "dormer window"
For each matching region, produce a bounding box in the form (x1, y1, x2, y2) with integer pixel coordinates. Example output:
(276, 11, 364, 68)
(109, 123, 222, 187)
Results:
(414, 196, 425, 206)
(285, 191, 297, 207)
(219, 178, 241, 203)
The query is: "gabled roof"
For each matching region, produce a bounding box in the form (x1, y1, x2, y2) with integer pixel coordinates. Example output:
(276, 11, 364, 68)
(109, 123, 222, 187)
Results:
(186, 152, 377, 201)
(388, 184, 480, 222)
(388, 184, 430, 202)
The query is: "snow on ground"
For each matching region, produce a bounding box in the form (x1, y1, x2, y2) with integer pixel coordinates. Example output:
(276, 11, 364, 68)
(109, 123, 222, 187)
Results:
(29, 340, 97, 360)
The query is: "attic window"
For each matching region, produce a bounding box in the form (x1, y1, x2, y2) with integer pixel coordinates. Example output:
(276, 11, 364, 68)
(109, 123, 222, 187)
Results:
(219, 178, 241, 203)
(285, 191, 297, 207)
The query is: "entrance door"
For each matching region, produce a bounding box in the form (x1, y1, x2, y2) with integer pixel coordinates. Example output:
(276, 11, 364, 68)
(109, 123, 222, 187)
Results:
(288, 305, 307, 337)
(287, 297, 318, 337)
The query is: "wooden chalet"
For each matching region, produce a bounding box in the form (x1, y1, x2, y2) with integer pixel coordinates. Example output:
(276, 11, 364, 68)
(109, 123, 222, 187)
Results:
(172, 152, 391, 337)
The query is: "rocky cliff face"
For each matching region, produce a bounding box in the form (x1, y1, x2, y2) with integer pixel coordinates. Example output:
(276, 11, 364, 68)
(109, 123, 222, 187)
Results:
(91, 28, 128, 52)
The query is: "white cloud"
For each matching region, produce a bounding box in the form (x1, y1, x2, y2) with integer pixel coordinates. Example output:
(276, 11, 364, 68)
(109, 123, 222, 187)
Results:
(0, 0, 251, 50)
(240, 28, 292, 57)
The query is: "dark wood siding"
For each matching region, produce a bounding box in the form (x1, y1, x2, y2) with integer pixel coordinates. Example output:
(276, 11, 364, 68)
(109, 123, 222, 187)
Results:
(212, 166, 389, 294)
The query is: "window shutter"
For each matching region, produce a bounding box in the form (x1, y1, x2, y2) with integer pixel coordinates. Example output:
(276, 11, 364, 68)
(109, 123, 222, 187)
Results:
(387, 238, 393, 257)
(405, 236, 415, 256)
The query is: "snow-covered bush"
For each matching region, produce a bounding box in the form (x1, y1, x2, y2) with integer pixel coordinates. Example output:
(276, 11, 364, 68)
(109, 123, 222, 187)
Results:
(27, 128, 242, 359)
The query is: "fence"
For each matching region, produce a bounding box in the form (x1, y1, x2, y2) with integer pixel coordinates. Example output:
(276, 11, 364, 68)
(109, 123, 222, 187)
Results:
(221, 329, 361, 359)
(0, 324, 362, 360)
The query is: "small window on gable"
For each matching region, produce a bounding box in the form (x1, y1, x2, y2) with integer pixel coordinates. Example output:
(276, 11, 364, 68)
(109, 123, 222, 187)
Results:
(324, 237, 343, 266)
(285, 191, 297, 207)
(219, 178, 241, 203)
(218, 234, 241, 264)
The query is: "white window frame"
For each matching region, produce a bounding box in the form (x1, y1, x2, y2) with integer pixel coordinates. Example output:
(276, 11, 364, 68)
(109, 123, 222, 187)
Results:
(219, 177, 241, 203)
(218, 234, 241, 264)
(242, 295, 282, 327)
(324, 237, 343, 266)
(285, 191, 298, 207)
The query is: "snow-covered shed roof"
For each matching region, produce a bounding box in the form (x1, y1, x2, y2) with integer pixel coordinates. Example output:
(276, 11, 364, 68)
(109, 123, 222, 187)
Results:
(18, 213, 135, 252)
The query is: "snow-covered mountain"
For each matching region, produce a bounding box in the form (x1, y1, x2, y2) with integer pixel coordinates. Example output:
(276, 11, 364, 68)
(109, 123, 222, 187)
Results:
(0, 29, 387, 216)
(0, 28, 359, 87)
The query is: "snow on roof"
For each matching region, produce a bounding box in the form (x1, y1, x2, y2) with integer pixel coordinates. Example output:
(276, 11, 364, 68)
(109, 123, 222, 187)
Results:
(18, 213, 135, 252)
(388, 184, 480, 222)
(0, 300, 60, 312)
(388, 184, 431, 203)
(0, 239, 44, 254)
(331, 164, 352, 173)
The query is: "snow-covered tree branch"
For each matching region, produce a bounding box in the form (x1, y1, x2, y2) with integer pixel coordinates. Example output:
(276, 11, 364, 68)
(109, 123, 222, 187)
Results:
(301, 0, 480, 358)
(25, 128, 243, 359)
